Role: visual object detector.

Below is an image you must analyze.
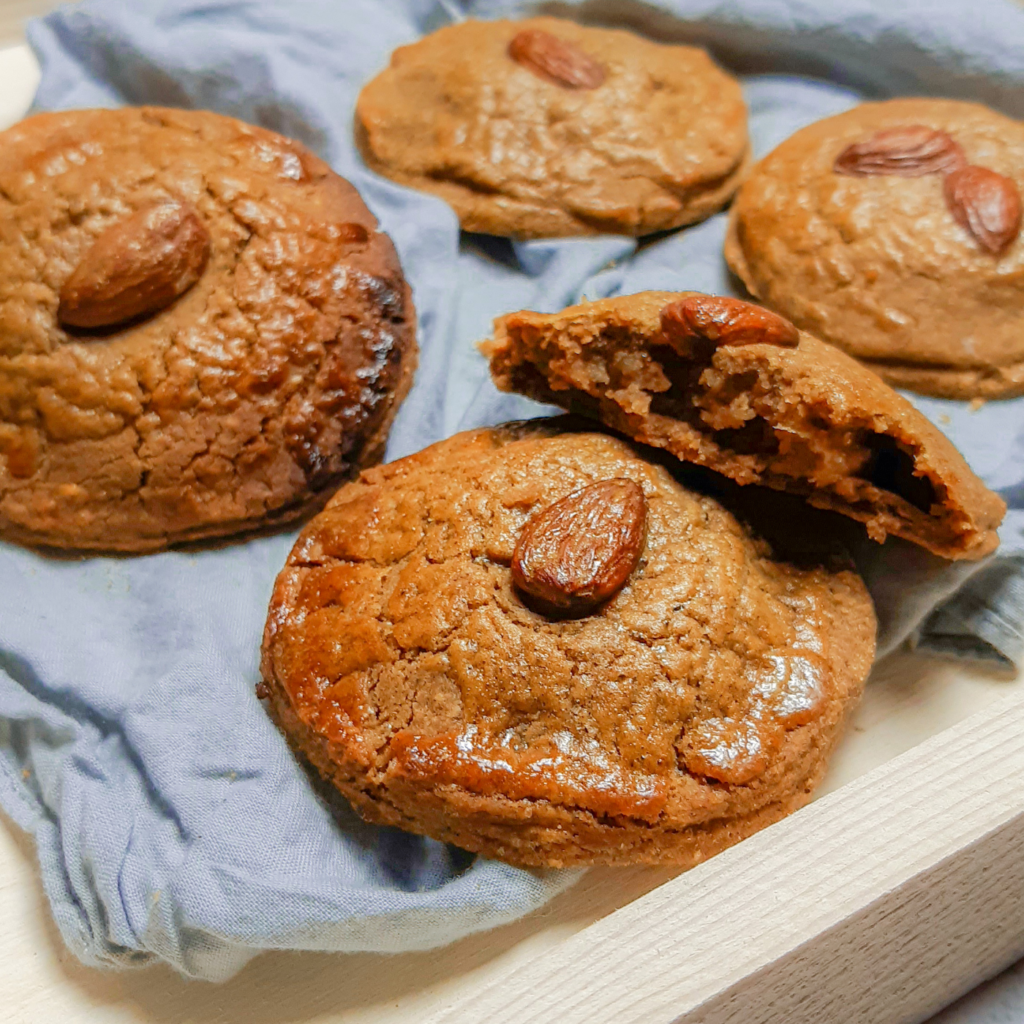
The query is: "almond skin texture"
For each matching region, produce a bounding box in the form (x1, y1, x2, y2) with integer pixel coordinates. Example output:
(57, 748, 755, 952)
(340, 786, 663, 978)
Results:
(660, 295, 799, 354)
(944, 164, 1022, 254)
(508, 28, 605, 89)
(511, 478, 647, 615)
(58, 199, 211, 329)
(833, 125, 965, 177)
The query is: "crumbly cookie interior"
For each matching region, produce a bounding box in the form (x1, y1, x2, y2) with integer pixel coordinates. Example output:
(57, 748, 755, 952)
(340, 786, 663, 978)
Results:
(490, 319, 979, 558)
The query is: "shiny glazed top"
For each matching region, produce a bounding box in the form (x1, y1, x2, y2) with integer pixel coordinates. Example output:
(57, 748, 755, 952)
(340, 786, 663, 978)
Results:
(262, 421, 876, 827)
(0, 107, 415, 550)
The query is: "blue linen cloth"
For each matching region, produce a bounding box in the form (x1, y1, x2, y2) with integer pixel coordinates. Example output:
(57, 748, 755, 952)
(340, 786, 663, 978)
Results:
(1, 0, 1023, 982)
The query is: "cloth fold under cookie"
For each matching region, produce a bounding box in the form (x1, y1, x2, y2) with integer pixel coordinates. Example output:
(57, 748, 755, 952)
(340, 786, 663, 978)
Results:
(1, 0, 1023, 983)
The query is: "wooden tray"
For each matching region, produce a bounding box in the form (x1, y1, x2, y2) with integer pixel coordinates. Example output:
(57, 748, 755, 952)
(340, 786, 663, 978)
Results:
(1, 23, 1023, 1024)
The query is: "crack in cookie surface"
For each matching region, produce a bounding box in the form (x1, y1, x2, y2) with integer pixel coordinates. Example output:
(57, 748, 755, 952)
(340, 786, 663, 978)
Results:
(0, 107, 417, 551)
(260, 420, 876, 867)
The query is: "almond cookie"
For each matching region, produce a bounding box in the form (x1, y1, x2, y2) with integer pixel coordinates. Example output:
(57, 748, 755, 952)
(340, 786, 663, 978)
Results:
(725, 98, 1024, 399)
(356, 17, 749, 238)
(484, 292, 1005, 560)
(0, 107, 417, 552)
(260, 419, 875, 868)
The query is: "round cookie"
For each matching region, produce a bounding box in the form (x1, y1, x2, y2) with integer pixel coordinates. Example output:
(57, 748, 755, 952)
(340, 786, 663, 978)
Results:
(260, 419, 876, 869)
(356, 17, 749, 239)
(0, 107, 417, 552)
(725, 98, 1024, 400)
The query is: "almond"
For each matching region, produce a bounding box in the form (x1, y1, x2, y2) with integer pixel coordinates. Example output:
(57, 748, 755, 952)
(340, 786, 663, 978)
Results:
(944, 164, 1022, 254)
(508, 29, 606, 90)
(660, 295, 799, 355)
(58, 199, 211, 329)
(337, 222, 369, 244)
(511, 479, 647, 616)
(834, 125, 965, 177)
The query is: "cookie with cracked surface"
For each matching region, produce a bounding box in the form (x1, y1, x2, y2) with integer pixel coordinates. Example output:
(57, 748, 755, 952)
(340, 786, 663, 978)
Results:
(0, 106, 417, 552)
(260, 419, 876, 868)
(725, 98, 1024, 399)
(484, 292, 1005, 560)
(355, 17, 749, 239)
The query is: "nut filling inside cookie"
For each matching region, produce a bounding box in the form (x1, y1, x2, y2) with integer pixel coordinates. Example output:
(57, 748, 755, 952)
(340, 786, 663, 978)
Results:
(486, 293, 1004, 559)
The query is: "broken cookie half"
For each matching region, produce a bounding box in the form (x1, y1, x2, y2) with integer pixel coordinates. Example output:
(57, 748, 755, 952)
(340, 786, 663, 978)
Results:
(483, 292, 1005, 560)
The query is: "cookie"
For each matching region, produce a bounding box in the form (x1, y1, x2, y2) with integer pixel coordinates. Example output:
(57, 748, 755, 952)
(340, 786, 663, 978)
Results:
(484, 292, 1005, 560)
(725, 98, 1024, 400)
(260, 419, 875, 868)
(356, 17, 749, 238)
(0, 107, 417, 552)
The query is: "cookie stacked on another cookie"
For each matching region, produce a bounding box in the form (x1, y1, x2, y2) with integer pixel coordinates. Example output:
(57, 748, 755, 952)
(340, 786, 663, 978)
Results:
(0, 107, 417, 551)
(356, 17, 749, 238)
(261, 419, 875, 868)
(726, 98, 1024, 399)
(485, 292, 1005, 560)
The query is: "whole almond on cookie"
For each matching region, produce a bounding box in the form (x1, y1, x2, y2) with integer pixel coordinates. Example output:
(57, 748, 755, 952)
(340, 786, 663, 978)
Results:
(511, 478, 647, 615)
(58, 199, 211, 329)
(508, 28, 606, 89)
(944, 165, 1022, 254)
(833, 125, 966, 177)
(660, 295, 800, 354)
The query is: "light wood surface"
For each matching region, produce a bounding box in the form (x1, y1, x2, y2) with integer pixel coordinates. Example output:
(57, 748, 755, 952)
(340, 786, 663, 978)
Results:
(0, 0, 53, 45)
(427, 689, 1024, 1024)
(1, 15, 1023, 1024)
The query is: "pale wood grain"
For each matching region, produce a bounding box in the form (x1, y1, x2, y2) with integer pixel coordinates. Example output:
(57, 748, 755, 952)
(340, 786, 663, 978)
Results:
(429, 690, 1024, 1024)
(0, 0, 61, 47)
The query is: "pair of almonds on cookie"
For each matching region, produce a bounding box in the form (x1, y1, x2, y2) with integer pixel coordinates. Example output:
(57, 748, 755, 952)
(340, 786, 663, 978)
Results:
(728, 98, 1024, 399)
(835, 123, 1021, 254)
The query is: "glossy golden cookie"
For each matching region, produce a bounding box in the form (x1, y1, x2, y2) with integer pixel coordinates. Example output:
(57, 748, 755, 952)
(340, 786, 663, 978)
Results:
(0, 107, 417, 551)
(260, 419, 875, 868)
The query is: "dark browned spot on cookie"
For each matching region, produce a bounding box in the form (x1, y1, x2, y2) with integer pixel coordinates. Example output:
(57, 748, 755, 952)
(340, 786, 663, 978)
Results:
(858, 433, 936, 513)
(1, 430, 39, 478)
(338, 222, 370, 244)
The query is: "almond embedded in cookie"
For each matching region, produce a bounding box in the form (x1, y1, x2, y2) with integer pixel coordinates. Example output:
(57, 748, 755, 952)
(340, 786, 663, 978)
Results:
(484, 291, 1005, 561)
(0, 107, 417, 552)
(355, 17, 749, 239)
(260, 420, 876, 868)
